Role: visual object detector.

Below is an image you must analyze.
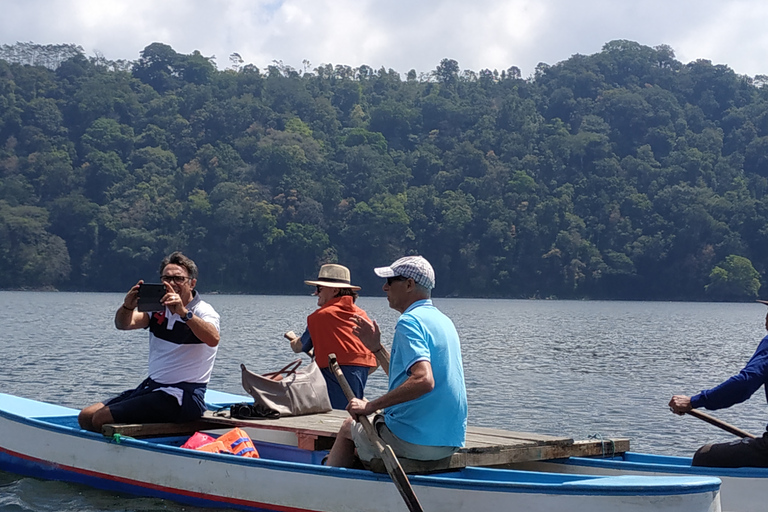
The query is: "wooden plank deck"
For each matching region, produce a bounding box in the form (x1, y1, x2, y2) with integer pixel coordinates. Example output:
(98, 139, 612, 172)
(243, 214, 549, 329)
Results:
(103, 409, 628, 473)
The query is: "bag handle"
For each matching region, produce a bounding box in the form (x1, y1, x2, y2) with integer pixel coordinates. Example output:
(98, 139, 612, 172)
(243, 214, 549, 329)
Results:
(262, 359, 302, 380)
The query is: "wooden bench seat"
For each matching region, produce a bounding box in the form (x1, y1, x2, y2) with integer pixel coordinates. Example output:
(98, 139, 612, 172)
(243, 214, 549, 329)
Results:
(102, 419, 224, 438)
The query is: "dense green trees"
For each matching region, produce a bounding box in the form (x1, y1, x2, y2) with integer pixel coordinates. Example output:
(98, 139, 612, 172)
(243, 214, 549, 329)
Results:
(1, 40, 767, 299)
(706, 255, 761, 300)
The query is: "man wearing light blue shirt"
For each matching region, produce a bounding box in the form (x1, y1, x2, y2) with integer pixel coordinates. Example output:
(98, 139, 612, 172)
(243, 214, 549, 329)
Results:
(326, 256, 467, 466)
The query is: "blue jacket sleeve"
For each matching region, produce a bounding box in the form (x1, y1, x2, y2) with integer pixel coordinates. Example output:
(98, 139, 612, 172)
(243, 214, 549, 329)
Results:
(300, 327, 314, 354)
(691, 335, 768, 410)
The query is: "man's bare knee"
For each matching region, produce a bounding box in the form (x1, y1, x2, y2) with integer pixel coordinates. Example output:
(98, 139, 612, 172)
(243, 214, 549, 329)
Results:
(89, 406, 115, 433)
(339, 417, 355, 439)
(77, 410, 92, 430)
(78, 402, 105, 431)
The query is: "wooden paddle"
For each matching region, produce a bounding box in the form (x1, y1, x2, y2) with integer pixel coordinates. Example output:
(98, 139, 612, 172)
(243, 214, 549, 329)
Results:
(328, 353, 424, 512)
(687, 409, 757, 439)
(371, 345, 391, 375)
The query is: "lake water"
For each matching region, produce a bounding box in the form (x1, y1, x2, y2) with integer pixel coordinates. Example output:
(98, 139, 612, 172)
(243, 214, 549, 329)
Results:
(2, 291, 767, 511)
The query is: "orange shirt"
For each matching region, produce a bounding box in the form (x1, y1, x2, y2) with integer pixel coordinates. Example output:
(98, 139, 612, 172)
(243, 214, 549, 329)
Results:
(307, 295, 377, 369)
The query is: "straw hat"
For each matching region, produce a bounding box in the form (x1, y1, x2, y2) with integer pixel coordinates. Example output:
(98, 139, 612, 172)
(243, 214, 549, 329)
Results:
(305, 264, 361, 290)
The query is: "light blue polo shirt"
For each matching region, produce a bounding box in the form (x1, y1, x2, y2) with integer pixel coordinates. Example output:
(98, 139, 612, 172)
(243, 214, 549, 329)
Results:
(384, 299, 467, 447)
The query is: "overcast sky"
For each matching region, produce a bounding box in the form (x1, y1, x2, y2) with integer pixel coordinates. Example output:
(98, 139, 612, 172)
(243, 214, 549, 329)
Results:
(2, 0, 767, 78)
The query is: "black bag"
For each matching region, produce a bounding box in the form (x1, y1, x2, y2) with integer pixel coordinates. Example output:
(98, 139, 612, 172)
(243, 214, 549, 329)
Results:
(229, 402, 281, 420)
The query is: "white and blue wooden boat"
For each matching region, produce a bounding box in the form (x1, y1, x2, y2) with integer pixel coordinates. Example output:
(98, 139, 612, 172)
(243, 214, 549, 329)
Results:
(513, 452, 764, 512)
(0, 392, 722, 512)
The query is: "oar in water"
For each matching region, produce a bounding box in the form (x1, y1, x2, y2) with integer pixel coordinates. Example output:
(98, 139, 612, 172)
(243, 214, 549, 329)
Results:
(328, 353, 424, 512)
(687, 409, 757, 439)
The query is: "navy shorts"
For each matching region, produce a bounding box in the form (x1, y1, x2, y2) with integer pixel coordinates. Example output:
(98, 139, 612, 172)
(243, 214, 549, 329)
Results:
(321, 365, 369, 410)
(692, 431, 768, 467)
(105, 378, 206, 424)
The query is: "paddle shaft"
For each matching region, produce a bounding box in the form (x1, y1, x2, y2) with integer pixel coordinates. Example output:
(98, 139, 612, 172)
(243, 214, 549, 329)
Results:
(328, 354, 424, 512)
(687, 409, 757, 439)
(372, 346, 390, 375)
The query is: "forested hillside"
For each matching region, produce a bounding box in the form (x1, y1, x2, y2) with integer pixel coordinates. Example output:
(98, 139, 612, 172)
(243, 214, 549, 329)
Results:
(1, 40, 767, 300)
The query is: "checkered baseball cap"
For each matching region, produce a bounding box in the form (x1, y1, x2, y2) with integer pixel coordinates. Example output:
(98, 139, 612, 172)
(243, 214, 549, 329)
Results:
(374, 256, 435, 290)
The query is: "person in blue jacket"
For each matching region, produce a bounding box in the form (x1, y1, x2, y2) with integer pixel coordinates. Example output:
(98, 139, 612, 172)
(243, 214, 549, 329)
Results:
(669, 300, 768, 467)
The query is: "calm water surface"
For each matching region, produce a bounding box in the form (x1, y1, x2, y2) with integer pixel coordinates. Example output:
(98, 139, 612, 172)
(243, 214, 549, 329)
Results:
(2, 291, 767, 511)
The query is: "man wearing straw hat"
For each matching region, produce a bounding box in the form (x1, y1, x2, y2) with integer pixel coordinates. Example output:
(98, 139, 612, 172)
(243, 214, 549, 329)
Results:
(669, 299, 768, 467)
(292, 264, 378, 409)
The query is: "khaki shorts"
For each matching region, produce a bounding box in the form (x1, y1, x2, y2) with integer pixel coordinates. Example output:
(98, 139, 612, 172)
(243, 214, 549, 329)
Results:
(351, 414, 459, 462)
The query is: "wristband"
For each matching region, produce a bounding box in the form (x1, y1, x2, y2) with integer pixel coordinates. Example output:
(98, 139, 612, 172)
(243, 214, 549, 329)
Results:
(122, 304, 134, 311)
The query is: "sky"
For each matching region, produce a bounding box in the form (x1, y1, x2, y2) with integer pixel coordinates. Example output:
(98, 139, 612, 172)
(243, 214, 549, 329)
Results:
(2, 0, 768, 79)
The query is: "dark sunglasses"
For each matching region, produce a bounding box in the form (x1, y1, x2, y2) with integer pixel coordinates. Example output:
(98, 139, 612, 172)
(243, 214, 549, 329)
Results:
(161, 275, 191, 284)
(386, 276, 408, 285)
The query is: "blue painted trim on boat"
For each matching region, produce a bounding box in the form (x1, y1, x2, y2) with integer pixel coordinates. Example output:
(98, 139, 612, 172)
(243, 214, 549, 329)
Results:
(418, 467, 721, 495)
(560, 451, 768, 479)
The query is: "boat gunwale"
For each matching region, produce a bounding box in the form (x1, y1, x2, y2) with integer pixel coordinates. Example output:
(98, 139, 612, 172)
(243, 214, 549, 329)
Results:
(554, 451, 768, 479)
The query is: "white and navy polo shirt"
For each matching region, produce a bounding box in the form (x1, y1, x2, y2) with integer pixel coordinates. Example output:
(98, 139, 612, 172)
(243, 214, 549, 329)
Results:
(146, 291, 220, 388)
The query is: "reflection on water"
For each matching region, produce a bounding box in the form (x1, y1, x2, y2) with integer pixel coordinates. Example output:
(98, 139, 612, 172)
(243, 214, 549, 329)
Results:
(2, 291, 767, 511)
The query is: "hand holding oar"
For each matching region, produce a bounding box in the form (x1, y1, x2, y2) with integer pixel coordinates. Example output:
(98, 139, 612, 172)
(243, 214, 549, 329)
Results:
(687, 409, 757, 439)
(328, 353, 423, 512)
(670, 394, 756, 439)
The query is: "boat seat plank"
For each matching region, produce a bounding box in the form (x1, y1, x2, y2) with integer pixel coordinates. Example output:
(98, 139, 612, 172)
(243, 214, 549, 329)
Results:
(467, 426, 574, 445)
(367, 438, 630, 474)
(102, 419, 222, 438)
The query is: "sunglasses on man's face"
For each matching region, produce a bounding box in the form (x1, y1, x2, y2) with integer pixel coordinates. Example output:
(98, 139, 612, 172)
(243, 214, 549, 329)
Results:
(386, 276, 408, 285)
(161, 275, 191, 284)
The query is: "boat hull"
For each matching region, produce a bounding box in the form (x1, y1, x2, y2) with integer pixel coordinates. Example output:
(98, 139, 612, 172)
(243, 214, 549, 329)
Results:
(0, 394, 722, 512)
(512, 452, 764, 512)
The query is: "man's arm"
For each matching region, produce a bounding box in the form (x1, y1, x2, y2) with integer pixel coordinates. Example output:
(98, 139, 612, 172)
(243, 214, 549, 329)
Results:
(161, 283, 220, 347)
(115, 281, 150, 330)
(348, 360, 434, 416)
(669, 337, 768, 415)
(352, 315, 390, 374)
(179, 311, 220, 347)
(689, 338, 768, 410)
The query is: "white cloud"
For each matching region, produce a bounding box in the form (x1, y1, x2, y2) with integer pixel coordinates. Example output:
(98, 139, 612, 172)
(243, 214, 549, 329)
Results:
(2, 0, 767, 77)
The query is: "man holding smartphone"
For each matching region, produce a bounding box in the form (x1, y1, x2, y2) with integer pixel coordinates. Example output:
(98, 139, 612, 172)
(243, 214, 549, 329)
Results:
(78, 251, 221, 432)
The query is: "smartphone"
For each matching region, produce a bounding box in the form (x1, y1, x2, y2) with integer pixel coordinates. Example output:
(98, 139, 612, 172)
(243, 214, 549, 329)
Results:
(137, 283, 167, 312)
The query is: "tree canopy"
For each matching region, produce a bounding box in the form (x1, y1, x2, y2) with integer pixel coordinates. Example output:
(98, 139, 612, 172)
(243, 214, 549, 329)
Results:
(1, 40, 767, 300)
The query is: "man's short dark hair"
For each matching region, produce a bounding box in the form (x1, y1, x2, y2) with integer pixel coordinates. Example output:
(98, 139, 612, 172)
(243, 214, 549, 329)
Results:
(160, 251, 199, 280)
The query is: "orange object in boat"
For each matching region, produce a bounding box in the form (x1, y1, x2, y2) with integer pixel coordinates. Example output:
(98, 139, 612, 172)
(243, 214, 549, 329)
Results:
(181, 431, 218, 450)
(195, 441, 229, 454)
(216, 427, 259, 458)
